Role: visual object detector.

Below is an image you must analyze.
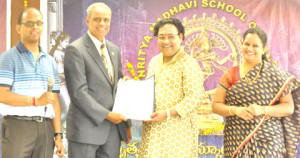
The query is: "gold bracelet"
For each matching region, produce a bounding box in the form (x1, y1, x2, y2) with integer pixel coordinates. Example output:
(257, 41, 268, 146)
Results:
(264, 106, 268, 116)
(166, 109, 171, 118)
(26, 96, 29, 103)
(229, 106, 233, 116)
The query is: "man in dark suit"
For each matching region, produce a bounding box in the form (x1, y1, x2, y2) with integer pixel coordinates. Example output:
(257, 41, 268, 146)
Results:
(64, 2, 131, 158)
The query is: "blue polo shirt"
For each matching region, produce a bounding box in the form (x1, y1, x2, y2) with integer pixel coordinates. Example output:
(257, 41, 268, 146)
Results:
(0, 41, 60, 118)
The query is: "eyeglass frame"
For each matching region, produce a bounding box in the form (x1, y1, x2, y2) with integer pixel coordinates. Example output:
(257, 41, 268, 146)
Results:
(20, 21, 44, 27)
(156, 33, 180, 41)
(92, 17, 110, 23)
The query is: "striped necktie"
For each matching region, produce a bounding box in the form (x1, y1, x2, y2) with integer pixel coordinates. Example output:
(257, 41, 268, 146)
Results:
(100, 44, 114, 84)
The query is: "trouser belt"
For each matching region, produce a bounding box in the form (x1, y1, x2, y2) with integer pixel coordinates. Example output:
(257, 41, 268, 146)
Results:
(5, 116, 50, 122)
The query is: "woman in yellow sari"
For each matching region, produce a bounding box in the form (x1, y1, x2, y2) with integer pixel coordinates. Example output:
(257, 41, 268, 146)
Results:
(213, 27, 300, 158)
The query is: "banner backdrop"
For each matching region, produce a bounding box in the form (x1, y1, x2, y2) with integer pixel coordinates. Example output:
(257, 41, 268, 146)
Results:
(60, 0, 300, 157)
(1, 0, 298, 158)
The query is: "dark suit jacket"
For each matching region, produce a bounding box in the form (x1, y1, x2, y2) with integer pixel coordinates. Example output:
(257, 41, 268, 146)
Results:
(64, 33, 128, 145)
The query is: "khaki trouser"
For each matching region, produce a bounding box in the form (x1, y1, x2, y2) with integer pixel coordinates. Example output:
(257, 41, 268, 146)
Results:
(1, 116, 54, 158)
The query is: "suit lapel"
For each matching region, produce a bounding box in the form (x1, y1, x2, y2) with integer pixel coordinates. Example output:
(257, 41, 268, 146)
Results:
(105, 41, 117, 84)
(84, 34, 112, 85)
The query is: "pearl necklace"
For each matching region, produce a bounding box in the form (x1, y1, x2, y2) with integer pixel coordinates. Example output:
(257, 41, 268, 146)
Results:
(244, 62, 263, 84)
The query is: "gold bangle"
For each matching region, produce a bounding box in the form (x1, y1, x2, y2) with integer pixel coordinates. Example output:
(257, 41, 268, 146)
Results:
(264, 106, 268, 116)
(229, 106, 233, 116)
(26, 96, 29, 103)
(166, 109, 171, 118)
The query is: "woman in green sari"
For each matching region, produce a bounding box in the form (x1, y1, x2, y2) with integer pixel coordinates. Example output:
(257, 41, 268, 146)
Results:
(213, 27, 300, 158)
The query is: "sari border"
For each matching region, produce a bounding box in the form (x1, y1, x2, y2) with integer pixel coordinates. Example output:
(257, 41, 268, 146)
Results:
(232, 75, 296, 158)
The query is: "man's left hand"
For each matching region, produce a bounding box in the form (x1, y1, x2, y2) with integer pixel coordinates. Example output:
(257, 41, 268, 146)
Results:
(55, 137, 65, 157)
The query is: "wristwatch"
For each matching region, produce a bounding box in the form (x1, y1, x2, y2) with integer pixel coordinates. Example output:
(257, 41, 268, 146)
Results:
(54, 133, 63, 139)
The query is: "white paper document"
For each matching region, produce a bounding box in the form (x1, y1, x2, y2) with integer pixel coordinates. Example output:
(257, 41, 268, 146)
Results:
(113, 76, 155, 120)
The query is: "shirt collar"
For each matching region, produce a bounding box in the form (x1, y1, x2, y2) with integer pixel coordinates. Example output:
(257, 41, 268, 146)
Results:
(87, 31, 106, 49)
(16, 41, 46, 55)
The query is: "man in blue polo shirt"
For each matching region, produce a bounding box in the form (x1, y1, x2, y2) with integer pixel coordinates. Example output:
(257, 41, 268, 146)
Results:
(0, 7, 64, 158)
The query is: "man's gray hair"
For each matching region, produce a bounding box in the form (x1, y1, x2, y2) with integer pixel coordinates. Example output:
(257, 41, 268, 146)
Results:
(86, 2, 112, 19)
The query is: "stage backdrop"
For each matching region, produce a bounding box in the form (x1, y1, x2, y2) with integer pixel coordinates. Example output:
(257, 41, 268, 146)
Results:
(59, 0, 300, 157)
(1, 0, 299, 158)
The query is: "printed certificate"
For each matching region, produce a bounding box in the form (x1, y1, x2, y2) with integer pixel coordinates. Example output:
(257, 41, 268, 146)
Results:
(113, 76, 155, 120)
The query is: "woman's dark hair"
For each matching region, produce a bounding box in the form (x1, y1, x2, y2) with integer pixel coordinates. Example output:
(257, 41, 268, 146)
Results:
(243, 27, 269, 61)
(153, 18, 185, 40)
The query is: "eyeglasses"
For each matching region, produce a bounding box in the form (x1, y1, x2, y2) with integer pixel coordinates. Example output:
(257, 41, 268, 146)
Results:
(21, 21, 44, 27)
(157, 34, 179, 41)
(93, 17, 110, 23)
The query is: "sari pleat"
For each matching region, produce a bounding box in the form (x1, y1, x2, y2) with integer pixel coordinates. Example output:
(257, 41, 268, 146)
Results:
(223, 61, 300, 158)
